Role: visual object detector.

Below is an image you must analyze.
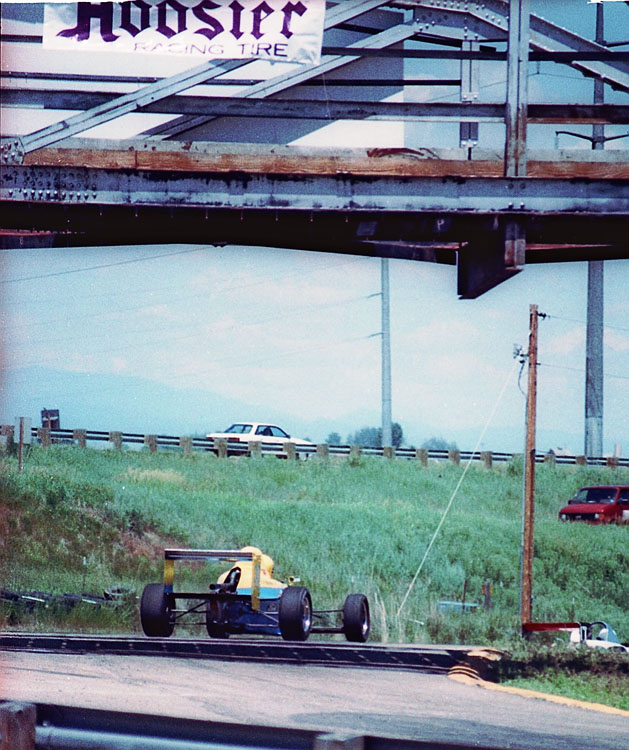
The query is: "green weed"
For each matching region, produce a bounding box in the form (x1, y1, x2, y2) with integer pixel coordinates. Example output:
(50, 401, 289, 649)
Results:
(1, 448, 627, 647)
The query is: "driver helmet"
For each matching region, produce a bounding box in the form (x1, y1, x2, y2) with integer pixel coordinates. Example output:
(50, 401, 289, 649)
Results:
(240, 546, 274, 577)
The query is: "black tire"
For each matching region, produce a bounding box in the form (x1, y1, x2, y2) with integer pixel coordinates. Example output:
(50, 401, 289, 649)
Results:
(140, 583, 174, 638)
(205, 600, 229, 638)
(279, 586, 312, 641)
(343, 593, 370, 642)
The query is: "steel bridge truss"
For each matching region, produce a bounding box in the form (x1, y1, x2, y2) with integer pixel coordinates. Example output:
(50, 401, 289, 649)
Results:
(1, 0, 628, 296)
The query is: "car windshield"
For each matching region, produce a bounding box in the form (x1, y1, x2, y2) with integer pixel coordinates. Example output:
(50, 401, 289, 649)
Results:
(224, 424, 252, 434)
(570, 488, 617, 504)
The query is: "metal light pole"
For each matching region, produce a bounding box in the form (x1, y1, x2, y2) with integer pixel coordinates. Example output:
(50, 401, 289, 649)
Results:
(381, 258, 392, 448)
(585, 2, 604, 458)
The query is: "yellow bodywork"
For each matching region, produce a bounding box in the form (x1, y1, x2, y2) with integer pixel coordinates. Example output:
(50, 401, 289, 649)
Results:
(162, 546, 284, 612)
(218, 546, 286, 595)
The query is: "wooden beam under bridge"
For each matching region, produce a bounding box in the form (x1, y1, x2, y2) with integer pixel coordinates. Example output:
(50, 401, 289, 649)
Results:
(16, 139, 629, 180)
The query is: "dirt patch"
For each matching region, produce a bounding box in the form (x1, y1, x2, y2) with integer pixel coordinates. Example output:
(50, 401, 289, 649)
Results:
(119, 530, 178, 561)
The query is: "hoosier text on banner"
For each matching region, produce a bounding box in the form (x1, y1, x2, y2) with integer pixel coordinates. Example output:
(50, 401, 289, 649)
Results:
(43, 1, 326, 64)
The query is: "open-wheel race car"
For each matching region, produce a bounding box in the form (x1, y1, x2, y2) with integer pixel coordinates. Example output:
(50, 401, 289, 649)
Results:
(140, 547, 370, 642)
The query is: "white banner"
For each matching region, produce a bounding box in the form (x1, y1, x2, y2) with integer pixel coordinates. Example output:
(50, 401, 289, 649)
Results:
(43, 1, 326, 64)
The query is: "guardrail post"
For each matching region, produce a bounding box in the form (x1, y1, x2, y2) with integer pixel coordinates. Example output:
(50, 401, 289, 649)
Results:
(606, 456, 619, 469)
(180, 436, 192, 455)
(349, 445, 362, 462)
(1, 425, 14, 442)
(284, 442, 296, 460)
(0, 701, 36, 750)
(73, 429, 86, 448)
(448, 449, 460, 466)
(415, 448, 428, 466)
(215, 438, 227, 459)
(37, 427, 51, 447)
(109, 431, 123, 450)
(314, 733, 365, 750)
(544, 453, 556, 468)
(575, 455, 587, 466)
(383, 446, 394, 459)
(145, 435, 158, 453)
(480, 451, 493, 470)
(249, 441, 262, 459)
(316, 443, 329, 460)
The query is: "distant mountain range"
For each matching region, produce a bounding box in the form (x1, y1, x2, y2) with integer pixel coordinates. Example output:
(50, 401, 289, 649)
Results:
(1, 366, 585, 454)
(0, 365, 375, 444)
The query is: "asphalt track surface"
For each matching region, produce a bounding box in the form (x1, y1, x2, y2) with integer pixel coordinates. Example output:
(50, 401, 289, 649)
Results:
(1, 649, 627, 749)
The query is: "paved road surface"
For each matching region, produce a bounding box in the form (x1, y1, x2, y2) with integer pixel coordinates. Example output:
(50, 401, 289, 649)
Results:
(1, 651, 626, 749)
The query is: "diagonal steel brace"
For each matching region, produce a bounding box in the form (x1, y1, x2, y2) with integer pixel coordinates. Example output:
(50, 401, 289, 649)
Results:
(1, 0, 397, 163)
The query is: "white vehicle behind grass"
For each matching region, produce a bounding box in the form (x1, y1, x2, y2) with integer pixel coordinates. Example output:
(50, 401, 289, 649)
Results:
(569, 622, 629, 654)
(206, 422, 313, 457)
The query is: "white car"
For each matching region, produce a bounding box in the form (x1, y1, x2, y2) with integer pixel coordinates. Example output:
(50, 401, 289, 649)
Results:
(206, 423, 313, 456)
(569, 622, 629, 653)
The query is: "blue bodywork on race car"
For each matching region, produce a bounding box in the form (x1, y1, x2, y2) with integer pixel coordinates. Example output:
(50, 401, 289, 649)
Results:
(139, 547, 370, 643)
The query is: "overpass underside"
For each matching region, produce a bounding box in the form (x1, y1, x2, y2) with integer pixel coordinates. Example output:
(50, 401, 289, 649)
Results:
(1, 0, 628, 297)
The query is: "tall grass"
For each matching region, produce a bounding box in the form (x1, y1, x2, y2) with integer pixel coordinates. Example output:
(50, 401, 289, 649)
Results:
(1, 446, 627, 644)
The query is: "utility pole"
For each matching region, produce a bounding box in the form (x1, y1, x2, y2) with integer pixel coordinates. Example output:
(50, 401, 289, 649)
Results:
(521, 304, 538, 631)
(381, 258, 392, 448)
(585, 2, 604, 458)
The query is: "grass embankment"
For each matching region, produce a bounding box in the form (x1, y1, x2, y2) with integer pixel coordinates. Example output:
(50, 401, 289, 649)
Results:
(498, 647, 629, 712)
(1, 446, 627, 706)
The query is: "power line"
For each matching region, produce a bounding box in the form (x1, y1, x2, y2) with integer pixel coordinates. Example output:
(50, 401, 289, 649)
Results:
(539, 362, 629, 380)
(6, 291, 373, 351)
(3, 255, 368, 332)
(1, 247, 209, 284)
(544, 313, 629, 333)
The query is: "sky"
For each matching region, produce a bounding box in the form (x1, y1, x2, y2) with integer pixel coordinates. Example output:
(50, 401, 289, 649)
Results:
(1, 1, 628, 455)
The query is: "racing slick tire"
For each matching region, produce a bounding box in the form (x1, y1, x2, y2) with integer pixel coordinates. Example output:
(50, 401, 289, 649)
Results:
(343, 593, 370, 642)
(279, 586, 312, 641)
(140, 583, 174, 638)
(205, 600, 229, 638)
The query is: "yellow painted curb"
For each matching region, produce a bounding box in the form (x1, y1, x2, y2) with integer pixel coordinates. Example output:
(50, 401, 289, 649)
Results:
(448, 672, 629, 717)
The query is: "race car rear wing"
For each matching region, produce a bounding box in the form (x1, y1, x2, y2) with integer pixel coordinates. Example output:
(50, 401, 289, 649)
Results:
(163, 548, 262, 610)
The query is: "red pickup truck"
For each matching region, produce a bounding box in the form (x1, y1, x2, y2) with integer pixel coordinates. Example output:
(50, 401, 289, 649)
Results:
(559, 485, 629, 524)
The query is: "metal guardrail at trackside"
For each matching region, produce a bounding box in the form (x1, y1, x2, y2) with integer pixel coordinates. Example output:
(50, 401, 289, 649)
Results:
(0, 425, 627, 469)
(0, 702, 504, 750)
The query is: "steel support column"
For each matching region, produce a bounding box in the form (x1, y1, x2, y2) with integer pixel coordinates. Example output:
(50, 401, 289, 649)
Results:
(585, 3, 605, 459)
(585, 261, 604, 457)
(505, 0, 529, 177)
(381, 258, 392, 448)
